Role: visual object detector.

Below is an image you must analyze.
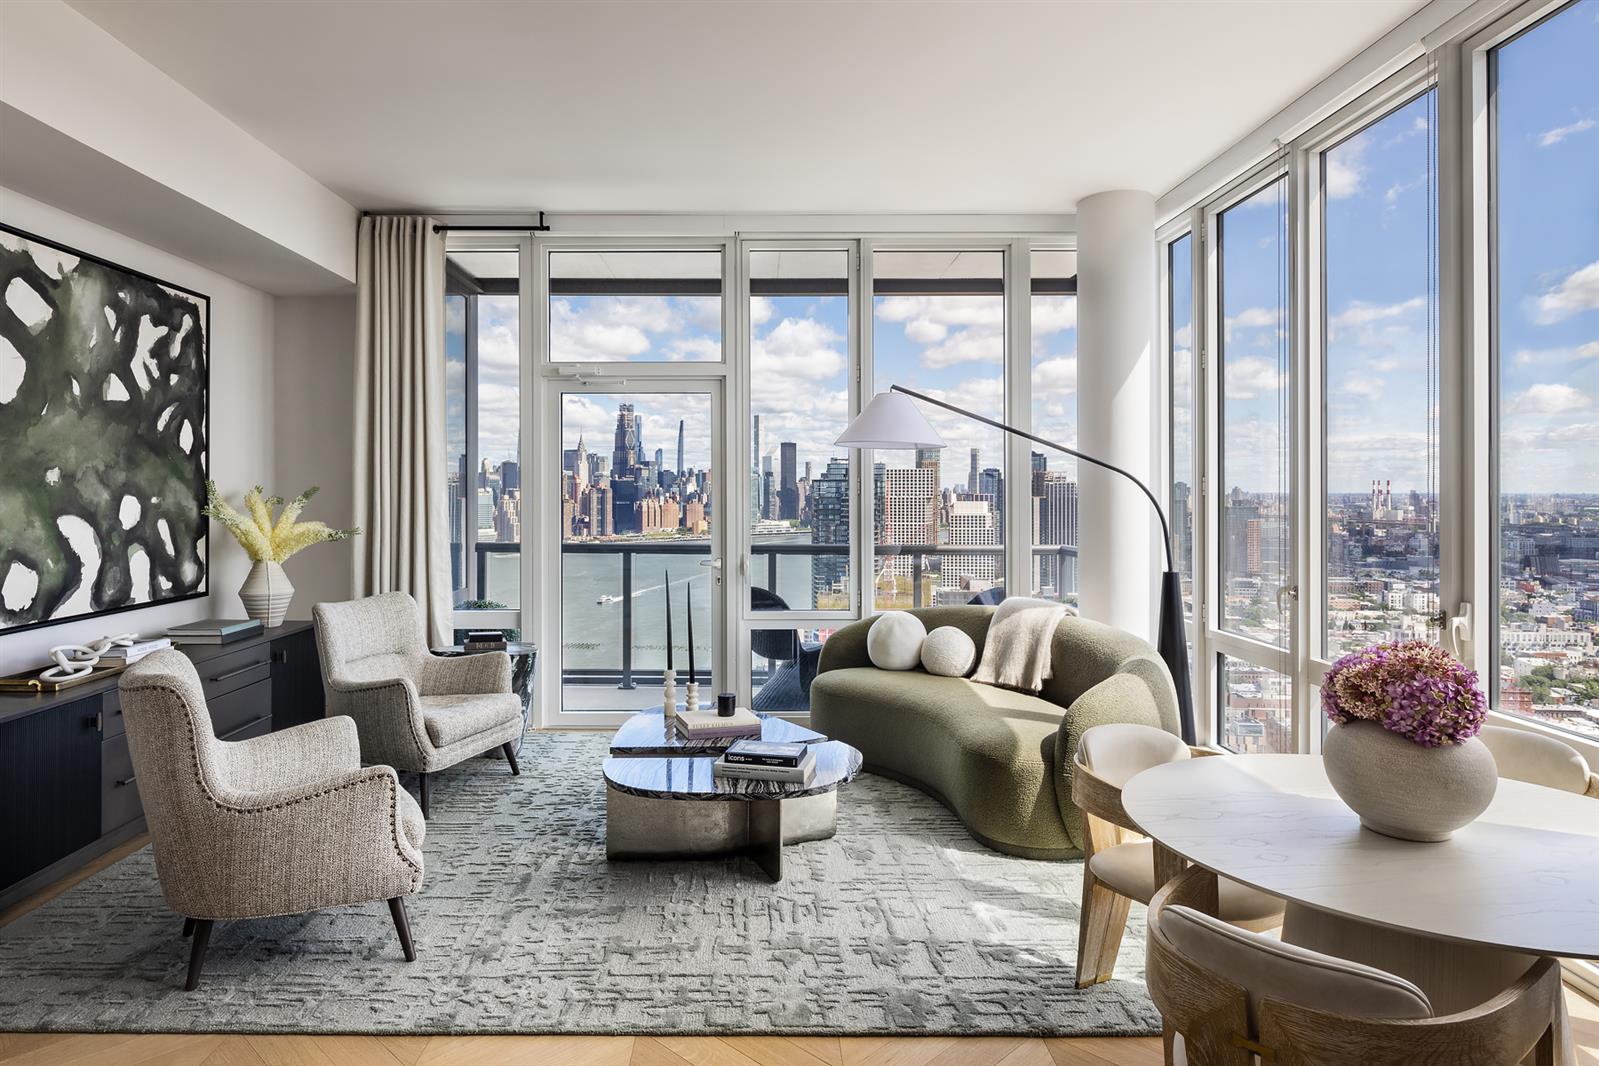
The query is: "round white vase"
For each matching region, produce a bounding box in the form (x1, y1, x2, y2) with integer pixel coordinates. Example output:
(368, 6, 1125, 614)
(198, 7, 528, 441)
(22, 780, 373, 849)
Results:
(239, 560, 294, 628)
(1323, 720, 1497, 842)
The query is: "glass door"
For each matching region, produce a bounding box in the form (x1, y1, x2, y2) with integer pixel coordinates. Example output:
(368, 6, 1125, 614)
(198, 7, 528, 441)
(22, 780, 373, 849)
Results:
(552, 381, 726, 719)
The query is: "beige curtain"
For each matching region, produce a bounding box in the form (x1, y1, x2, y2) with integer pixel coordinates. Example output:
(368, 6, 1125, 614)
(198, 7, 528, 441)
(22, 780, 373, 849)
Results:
(353, 215, 452, 648)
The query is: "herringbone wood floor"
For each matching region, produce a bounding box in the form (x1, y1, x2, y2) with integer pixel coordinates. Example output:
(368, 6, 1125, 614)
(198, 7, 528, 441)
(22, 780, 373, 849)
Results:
(4, 839, 1596, 1066)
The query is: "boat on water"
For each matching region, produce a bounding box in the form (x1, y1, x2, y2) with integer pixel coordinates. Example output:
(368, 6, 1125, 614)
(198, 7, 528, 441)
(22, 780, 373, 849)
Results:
(596, 594, 623, 605)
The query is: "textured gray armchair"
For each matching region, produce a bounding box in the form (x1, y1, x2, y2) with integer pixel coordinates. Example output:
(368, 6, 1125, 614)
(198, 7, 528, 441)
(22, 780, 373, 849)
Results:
(118, 650, 425, 990)
(313, 591, 523, 816)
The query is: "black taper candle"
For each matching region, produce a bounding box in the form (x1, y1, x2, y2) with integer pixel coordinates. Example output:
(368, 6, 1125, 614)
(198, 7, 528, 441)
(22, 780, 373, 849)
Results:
(664, 570, 673, 671)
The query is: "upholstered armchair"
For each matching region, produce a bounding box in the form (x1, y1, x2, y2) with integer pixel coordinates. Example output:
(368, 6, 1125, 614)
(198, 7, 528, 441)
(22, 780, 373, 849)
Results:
(118, 651, 425, 991)
(313, 592, 524, 816)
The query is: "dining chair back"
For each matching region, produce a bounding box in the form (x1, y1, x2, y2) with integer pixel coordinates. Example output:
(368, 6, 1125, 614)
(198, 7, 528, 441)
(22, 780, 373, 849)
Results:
(1478, 724, 1593, 794)
(1070, 725, 1283, 989)
(1145, 866, 1561, 1066)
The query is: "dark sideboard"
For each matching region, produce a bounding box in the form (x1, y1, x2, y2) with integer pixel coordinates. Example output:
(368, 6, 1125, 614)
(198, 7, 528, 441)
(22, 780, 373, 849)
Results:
(0, 621, 324, 910)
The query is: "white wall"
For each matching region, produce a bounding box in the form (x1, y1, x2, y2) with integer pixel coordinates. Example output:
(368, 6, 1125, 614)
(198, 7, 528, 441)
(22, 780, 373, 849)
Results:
(272, 295, 357, 616)
(0, 187, 277, 675)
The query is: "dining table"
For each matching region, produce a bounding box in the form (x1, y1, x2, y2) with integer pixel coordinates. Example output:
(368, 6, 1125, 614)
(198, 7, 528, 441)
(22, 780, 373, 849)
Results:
(1121, 753, 1599, 1064)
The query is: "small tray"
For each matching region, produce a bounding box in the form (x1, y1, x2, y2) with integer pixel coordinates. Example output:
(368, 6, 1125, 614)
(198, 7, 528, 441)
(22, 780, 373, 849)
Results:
(0, 661, 127, 694)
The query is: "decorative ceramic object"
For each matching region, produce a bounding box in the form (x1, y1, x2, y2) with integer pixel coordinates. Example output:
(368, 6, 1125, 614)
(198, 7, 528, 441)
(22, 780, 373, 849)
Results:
(683, 680, 700, 712)
(662, 668, 677, 720)
(1320, 640, 1493, 842)
(1324, 720, 1497, 841)
(205, 482, 358, 628)
(239, 560, 294, 628)
(39, 633, 135, 682)
(866, 612, 926, 671)
(921, 625, 977, 677)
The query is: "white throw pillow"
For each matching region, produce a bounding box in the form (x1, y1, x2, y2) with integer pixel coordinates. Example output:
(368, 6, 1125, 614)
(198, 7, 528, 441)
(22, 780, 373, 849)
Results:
(866, 612, 927, 671)
(921, 626, 977, 677)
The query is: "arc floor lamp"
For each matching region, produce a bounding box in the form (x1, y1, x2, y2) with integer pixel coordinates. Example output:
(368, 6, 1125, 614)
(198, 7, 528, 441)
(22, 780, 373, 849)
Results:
(836, 385, 1197, 745)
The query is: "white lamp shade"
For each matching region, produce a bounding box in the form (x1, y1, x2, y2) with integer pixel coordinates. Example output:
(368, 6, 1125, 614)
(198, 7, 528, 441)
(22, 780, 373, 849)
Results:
(834, 391, 946, 450)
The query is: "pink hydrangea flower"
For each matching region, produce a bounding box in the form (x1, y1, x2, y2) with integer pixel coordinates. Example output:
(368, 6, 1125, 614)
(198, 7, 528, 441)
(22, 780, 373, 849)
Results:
(1322, 640, 1487, 747)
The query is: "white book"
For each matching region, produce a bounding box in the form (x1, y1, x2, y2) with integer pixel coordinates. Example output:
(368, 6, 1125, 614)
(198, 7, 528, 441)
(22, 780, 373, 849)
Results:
(101, 638, 172, 658)
(714, 750, 816, 785)
(676, 706, 762, 738)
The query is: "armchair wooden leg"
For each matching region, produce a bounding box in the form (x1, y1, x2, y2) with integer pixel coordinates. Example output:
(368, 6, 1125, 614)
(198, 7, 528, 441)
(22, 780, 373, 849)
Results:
(1075, 866, 1132, 988)
(388, 896, 417, 962)
(501, 742, 521, 776)
(184, 919, 213, 991)
(419, 772, 430, 818)
(182, 917, 195, 938)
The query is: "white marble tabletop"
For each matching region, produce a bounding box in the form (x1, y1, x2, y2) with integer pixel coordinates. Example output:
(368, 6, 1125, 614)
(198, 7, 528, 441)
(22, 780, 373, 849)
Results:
(1121, 754, 1599, 959)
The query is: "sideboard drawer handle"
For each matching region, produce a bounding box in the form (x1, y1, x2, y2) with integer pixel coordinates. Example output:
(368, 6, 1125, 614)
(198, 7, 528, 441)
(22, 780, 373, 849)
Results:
(116, 775, 136, 787)
(209, 662, 266, 684)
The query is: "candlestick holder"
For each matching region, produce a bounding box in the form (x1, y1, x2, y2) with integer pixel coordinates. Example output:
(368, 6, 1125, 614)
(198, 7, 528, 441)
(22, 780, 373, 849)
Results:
(683, 680, 700, 713)
(662, 669, 677, 719)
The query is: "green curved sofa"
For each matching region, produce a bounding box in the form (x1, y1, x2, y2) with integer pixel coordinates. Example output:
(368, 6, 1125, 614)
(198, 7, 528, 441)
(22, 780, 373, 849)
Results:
(810, 606, 1180, 859)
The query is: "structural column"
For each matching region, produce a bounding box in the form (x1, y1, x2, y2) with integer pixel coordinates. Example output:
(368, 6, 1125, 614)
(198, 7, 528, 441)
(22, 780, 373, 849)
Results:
(1076, 190, 1158, 640)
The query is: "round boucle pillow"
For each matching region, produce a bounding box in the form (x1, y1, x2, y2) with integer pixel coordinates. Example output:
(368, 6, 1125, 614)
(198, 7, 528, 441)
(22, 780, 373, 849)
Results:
(920, 625, 977, 677)
(866, 612, 927, 671)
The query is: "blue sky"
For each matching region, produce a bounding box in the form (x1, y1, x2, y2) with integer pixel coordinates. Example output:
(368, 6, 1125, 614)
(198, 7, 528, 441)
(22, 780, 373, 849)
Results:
(1217, 0, 1597, 495)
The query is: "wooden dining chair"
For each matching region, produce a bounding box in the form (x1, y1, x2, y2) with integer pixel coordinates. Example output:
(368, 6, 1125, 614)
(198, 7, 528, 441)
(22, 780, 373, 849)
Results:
(1070, 723, 1284, 988)
(1145, 865, 1562, 1066)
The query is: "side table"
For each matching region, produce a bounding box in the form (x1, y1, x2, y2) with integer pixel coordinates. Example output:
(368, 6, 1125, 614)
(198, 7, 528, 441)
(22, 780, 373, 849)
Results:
(432, 641, 536, 756)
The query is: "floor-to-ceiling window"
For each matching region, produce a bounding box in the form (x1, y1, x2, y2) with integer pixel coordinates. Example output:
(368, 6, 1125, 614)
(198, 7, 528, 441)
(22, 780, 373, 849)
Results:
(871, 249, 1009, 609)
(444, 247, 522, 638)
(1167, 233, 1196, 658)
(1029, 250, 1080, 607)
(1489, 0, 1599, 739)
(1320, 90, 1441, 662)
(1214, 175, 1294, 752)
(744, 244, 855, 712)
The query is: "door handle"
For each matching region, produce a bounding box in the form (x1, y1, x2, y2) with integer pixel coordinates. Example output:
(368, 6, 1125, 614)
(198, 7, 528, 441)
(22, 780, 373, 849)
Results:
(699, 558, 722, 570)
(1276, 584, 1298, 611)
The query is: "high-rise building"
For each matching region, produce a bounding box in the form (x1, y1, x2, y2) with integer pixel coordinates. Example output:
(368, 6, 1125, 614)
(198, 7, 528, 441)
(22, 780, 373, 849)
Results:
(967, 449, 980, 494)
(779, 441, 798, 520)
(979, 467, 1004, 540)
(811, 458, 851, 602)
(947, 499, 999, 586)
(1037, 475, 1079, 595)
(501, 459, 519, 494)
(752, 415, 761, 474)
(879, 466, 937, 579)
(613, 403, 641, 477)
(676, 419, 685, 478)
(762, 470, 774, 520)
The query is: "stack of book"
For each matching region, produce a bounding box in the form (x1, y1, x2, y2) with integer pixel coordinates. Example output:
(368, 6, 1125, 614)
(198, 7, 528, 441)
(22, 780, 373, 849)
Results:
(714, 739, 816, 786)
(464, 630, 508, 652)
(166, 618, 262, 645)
(100, 636, 172, 664)
(674, 706, 762, 742)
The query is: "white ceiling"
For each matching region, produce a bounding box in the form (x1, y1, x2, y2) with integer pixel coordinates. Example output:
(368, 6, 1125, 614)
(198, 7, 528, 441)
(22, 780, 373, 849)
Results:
(68, 0, 1427, 216)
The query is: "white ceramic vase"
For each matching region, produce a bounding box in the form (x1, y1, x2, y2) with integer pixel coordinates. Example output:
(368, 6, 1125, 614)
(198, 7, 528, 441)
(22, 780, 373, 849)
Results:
(239, 560, 294, 628)
(1323, 720, 1497, 842)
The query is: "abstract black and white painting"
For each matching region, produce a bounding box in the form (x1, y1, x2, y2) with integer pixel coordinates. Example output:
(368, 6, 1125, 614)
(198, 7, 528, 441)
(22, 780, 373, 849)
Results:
(0, 225, 209, 634)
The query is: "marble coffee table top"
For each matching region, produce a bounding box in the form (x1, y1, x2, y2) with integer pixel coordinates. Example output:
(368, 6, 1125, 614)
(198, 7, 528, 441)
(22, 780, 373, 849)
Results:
(603, 741, 863, 801)
(609, 706, 826, 757)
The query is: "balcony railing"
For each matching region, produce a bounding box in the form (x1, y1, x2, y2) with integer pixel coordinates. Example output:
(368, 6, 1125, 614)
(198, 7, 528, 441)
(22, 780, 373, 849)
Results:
(460, 539, 1079, 693)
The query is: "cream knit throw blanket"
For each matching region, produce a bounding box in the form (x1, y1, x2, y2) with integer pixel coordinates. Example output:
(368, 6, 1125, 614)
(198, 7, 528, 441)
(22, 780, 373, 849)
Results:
(971, 596, 1066, 693)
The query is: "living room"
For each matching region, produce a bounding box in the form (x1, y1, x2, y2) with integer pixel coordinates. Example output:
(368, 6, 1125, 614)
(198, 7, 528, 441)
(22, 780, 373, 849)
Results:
(1, 1, 1596, 1063)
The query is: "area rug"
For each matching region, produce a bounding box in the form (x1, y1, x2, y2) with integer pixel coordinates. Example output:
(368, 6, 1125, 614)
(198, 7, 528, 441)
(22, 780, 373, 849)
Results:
(0, 732, 1159, 1036)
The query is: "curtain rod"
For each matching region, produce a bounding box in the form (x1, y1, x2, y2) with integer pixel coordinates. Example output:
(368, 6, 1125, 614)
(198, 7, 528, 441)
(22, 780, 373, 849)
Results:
(432, 211, 550, 234)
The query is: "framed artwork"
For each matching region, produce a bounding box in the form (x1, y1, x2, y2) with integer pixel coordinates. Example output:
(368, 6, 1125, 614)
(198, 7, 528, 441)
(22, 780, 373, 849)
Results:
(0, 224, 210, 634)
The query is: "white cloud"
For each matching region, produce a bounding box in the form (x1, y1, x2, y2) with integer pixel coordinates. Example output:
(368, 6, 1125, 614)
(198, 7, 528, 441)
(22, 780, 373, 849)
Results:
(1341, 376, 1385, 401)
(1030, 356, 1077, 397)
(1531, 261, 1599, 325)
(1031, 295, 1077, 336)
(749, 296, 775, 327)
(1325, 136, 1369, 199)
(876, 295, 1004, 329)
(1538, 117, 1596, 147)
(1224, 306, 1278, 343)
(904, 318, 947, 344)
(1514, 341, 1599, 366)
(920, 326, 1004, 370)
(1512, 382, 1592, 415)
(1224, 356, 1284, 400)
(1330, 296, 1425, 330)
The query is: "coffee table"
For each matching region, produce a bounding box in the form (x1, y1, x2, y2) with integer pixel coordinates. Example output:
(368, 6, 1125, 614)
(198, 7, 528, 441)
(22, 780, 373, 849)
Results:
(609, 705, 826, 757)
(603, 710, 861, 882)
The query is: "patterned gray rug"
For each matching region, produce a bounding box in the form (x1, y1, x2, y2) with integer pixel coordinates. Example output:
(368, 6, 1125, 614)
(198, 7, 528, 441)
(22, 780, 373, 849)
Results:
(0, 731, 1159, 1036)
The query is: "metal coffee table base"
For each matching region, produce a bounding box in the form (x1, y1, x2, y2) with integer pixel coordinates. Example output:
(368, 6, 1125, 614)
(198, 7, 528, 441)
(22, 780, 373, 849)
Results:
(605, 787, 837, 882)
